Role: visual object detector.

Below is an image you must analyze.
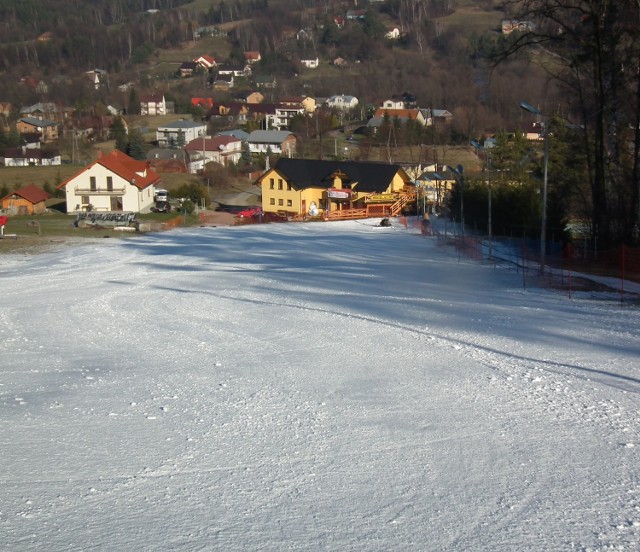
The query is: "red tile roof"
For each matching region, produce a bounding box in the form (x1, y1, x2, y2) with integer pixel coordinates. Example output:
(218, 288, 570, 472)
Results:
(1, 184, 50, 204)
(57, 150, 161, 191)
(185, 136, 241, 152)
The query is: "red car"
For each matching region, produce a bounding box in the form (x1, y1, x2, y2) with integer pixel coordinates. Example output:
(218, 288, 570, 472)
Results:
(235, 207, 262, 218)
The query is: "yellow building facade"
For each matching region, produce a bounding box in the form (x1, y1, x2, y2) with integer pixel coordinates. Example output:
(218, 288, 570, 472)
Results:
(257, 159, 413, 218)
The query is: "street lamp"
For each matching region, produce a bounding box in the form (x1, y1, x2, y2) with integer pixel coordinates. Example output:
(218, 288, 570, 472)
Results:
(470, 140, 492, 260)
(520, 101, 549, 275)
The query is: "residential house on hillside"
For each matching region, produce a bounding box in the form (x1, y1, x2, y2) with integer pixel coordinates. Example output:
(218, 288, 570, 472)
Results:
(16, 117, 60, 142)
(254, 75, 277, 88)
(156, 120, 207, 147)
(194, 55, 216, 70)
(0, 184, 51, 215)
(373, 108, 427, 125)
(234, 90, 265, 104)
(191, 97, 215, 110)
(57, 150, 161, 213)
(85, 69, 108, 89)
(66, 115, 124, 141)
(244, 51, 261, 64)
(19, 102, 67, 123)
(419, 108, 453, 125)
(217, 64, 250, 78)
(415, 164, 456, 207)
(325, 95, 359, 110)
(212, 74, 234, 91)
(184, 135, 243, 172)
(280, 96, 316, 113)
(3, 147, 61, 167)
(140, 94, 167, 116)
(206, 102, 277, 127)
(147, 149, 189, 174)
(256, 158, 413, 218)
(381, 93, 417, 109)
(268, 103, 307, 131)
(178, 61, 198, 78)
(385, 27, 400, 39)
(247, 130, 296, 156)
(300, 57, 319, 69)
(217, 129, 249, 141)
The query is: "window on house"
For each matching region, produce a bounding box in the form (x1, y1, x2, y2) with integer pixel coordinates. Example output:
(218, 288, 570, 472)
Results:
(270, 178, 275, 190)
(90, 176, 96, 191)
(270, 198, 275, 205)
(278, 199, 284, 206)
(81, 195, 90, 205)
(287, 183, 292, 191)
(106, 176, 113, 191)
(278, 179, 283, 190)
(287, 200, 292, 207)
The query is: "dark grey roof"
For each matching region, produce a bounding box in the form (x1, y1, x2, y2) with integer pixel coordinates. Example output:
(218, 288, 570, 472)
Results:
(271, 158, 409, 194)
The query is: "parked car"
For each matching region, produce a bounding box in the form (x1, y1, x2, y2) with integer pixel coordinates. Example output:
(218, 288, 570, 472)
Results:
(235, 207, 262, 218)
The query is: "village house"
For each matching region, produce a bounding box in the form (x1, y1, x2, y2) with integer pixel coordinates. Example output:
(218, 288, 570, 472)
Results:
(85, 69, 108, 90)
(243, 51, 261, 64)
(194, 55, 216, 70)
(57, 150, 161, 213)
(178, 61, 199, 78)
(373, 107, 427, 125)
(0, 184, 51, 215)
(19, 102, 67, 123)
(256, 158, 413, 220)
(300, 57, 320, 69)
(233, 90, 265, 104)
(247, 130, 296, 156)
(206, 102, 278, 127)
(156, 120, 207, 147)
(140, 94, 167, 116)
(325, 95, 359, 111)
(267, 103, 308, 131)
(280, 96, 316, 113)
(191, 97, 215, 110)
(212, 74, 234, 91)
(184, 135, 243, 173)
(3, 146, 61, 167)
(254, 75, 277, 89)
(381, 93, 417, 109)
(16, 117, 60, 142)
(146, 149, 189, 174)
(385, 27, 401, 39)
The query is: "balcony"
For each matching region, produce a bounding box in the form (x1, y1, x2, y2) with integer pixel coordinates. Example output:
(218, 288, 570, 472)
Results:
(74, 186, 126, 195)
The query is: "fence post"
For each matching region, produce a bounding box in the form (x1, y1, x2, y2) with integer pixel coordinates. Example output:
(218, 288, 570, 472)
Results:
(621, 245, 625, 305)
(567, 242, 572, 299)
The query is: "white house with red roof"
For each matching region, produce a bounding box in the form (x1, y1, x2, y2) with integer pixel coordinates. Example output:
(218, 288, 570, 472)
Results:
(243, 51, 261, 64)
(184, 135, 243, 173)
(57, 150, 162, 213)
(194, 55, 216, 70)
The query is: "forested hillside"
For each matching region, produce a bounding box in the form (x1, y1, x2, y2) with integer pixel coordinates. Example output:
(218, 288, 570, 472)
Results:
(0, 0, 540, 134)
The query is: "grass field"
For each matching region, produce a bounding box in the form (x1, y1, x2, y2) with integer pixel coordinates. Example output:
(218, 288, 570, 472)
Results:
(0, 211, 196, 254)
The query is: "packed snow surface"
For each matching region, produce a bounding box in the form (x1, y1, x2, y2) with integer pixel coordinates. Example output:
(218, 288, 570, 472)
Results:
(1, 219, 639, 551)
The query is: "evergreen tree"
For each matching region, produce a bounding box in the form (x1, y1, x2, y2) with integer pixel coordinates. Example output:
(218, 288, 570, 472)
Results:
(127, 129, 147, 160)
(110, 117, 128, 153)
(128, 88, 141, 116)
